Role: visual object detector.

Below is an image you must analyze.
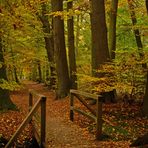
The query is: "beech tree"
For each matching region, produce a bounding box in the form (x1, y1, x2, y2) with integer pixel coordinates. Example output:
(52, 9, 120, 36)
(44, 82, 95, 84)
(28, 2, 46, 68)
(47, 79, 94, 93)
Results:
(51, 0, 70, 98)
(146, 0, 148, 14)
(90, 0, 110, 76)
(108, 0, 118, 59)
(127, 0, 145, 62)
(127, 0, 147, 116)
(40, 3, 56, 88)
(142, 1, 148, 117)
(67, 1, 77, 89)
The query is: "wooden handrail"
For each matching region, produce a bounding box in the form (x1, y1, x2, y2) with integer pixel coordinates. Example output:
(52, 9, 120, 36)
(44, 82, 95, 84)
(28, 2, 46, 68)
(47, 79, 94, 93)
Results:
(5, 91, 46, 148)
(70, 89, 103, 140)
(29, 90, 46, 148)
(70, 89, 100, 100)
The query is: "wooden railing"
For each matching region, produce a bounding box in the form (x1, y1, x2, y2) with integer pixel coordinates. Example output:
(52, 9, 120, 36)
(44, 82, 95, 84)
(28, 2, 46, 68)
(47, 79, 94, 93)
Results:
(70, 89, 103, 140)
(5, 90, 46, 148)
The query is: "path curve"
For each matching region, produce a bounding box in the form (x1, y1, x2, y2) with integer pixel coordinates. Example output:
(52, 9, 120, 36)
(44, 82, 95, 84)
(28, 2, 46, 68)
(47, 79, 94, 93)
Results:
(12, 81, 130, 148)
(18, 81, 95, 148)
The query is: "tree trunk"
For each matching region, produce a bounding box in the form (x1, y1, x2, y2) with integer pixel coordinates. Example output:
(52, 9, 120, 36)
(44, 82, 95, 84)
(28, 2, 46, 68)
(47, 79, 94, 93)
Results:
(142, 0, 148, 117)
(128, 0, 148, 116)
(127, 0, 146, 68)
(40, 3, 56, 89)
(146, 0, 148, 14)
(0, 38, 16, 110)
(108, 0, 118, 59)
(90, 0, 110, 76)
(11, 50, 19, 83)
(51, 0, 70, 98)
(37, 60, 42, 83)
(13, 66, 19, 83)
(31, 64, 38, 81)
(67, 1, 77, 89)
(142, 71, 148, 117)
(75, 15, 80, 56)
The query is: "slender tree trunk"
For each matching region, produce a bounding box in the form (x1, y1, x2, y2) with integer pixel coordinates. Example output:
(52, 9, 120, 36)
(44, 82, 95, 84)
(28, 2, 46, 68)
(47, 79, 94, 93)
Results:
(143, 71, 148, 117)
(37, 60, 42, 83)
(45, 63, 50, 81)
(40, 3, 56, 89)
(128, 0, 146, 68)
(32, 64, 38, 81)
(51, 0, 70, 98)
(108, 0, 118, 59)
(128, 0, 148, 116)
(10, 49, 19, 83)
(13, 66, 19, 83)
(75, 15, 80, 56)
(142, 2, 148, 117)
(146, 0, 148, 14)
(90, 0, 110, 76)
(0, 38, 16, 110)
(67, 1, 77, 89)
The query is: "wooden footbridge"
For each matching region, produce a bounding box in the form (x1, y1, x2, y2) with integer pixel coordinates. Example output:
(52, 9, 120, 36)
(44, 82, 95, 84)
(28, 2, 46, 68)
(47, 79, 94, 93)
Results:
(5, 89, 104, 147)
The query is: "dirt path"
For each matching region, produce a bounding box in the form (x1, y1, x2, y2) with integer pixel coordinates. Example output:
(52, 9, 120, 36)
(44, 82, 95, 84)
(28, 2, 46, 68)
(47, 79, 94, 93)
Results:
(12, 81, 96, 147)
(11, 81, 130, 148)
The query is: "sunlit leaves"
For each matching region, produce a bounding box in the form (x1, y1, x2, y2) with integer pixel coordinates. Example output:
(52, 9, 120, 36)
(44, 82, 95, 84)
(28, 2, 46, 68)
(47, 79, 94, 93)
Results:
(0, 110, 33, 144)
(0, 79, 22, 91)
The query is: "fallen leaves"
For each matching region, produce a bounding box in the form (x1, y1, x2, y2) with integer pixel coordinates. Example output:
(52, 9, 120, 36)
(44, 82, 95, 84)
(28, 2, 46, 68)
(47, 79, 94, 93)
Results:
(0, 110, 33, 146)
(0, 81, 147, 147)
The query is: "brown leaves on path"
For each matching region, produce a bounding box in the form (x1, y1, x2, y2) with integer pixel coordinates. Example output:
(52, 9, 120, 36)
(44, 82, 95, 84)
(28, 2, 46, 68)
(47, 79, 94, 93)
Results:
(1, 81, 143, 147)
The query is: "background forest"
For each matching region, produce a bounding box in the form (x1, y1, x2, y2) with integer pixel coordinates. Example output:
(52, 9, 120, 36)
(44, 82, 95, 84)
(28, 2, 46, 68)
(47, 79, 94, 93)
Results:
(0, 0, 148, 147)
(0, 0, 148, 116)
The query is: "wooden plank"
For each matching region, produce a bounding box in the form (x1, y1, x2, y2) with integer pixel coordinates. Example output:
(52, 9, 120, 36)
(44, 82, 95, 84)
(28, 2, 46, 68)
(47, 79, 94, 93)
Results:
(70, 93, 74, 121)
(70, 89, 100, 100)
(34, 112, 41, 122)
(70, 89, 103, 141)
(5, 98, 41, 148)
(72, 107, 96, 121)
(29, 89, 45, 99)
(33, 125, 46, 148)
(29, 93, 33, 111)
(40, 97, 46, 148)
(32, 119, 40, 131)
(29, 93, 33, 124)
(74, 94, 96, 116)
(96, 97, 103, 140)
(32, 125, 40, 143)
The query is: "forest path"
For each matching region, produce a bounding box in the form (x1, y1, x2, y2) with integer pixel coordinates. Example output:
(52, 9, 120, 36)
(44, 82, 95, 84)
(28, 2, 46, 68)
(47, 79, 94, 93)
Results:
(11, 81, 130, 148)
(12, 81, 97, 148)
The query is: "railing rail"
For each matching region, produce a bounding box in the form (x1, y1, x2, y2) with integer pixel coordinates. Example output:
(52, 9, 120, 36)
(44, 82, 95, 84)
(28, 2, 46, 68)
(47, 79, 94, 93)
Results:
(70, 89, 103, 140)
(5, 90, 46, 148)
(29, 89, 46, 148)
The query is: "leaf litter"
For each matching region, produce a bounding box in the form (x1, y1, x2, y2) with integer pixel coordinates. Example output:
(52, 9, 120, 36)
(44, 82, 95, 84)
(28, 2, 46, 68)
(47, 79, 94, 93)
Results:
(0, 81, 147, 147)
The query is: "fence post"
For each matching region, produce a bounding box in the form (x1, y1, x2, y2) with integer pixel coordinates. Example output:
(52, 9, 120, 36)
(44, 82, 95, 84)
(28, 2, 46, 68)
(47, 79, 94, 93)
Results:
(29, 92, 33, 126)
(40, 96, 46, 148)
(96, 96, 103, 140)
(70, 93, 74, 121)
(29, 92, 33, 111)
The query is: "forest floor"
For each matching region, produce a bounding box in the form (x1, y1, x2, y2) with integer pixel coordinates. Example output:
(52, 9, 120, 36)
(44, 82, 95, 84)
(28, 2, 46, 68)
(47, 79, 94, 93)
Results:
(0, 81, 148, 148)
